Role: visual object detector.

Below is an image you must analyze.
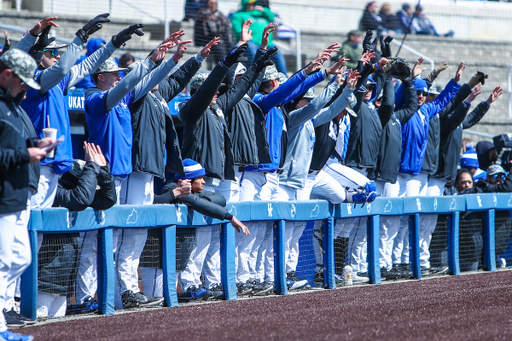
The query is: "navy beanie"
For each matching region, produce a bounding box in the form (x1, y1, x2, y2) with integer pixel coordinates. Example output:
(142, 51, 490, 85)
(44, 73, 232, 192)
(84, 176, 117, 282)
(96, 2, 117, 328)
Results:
(175, 159, 206, 180)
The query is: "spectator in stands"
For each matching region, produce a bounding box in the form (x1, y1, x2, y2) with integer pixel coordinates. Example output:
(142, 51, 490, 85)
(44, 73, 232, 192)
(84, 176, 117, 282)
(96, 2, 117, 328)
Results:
(75, 38, 106, 89)
(231, 0, 288, 73)
(359, 1, 386, 36)
(0, 48, 55, 341)
(0, 31, 10, 56)
(461, 145, 487, 183)
(396, 3, 413, 34)
(379, 3, 405, 35)
(476, 140, 498, 171)
(339, 30, 363, 70)
(454, 169, 474, 193)
(412, 5, 454, 37)
(194, 0, 235, 64)
(184, 0, 206, 21)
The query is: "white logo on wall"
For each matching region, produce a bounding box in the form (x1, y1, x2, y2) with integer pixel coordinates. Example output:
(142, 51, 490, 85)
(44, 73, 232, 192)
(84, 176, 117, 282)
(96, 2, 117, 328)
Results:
(310, 204, 319, 218)
(127, 209, 138, 224)
(176, 207, 183, 223)
(229, 205, 237, 217)
(416, 198, 422, 211)
(67, 211, 78, 228)
(508, 195, 512, 207)
(95, 210, 106, 225)
(433, 198, 438, 211)
(449, 198, 457, 210)
(346, 203, 352, 215)
(477, 196, 482, 207)
(268, 203, 273, 217)
(384, 200, 392, 213)
(366, 203, 371, 214)
(291, 204, 296, 218)
(494, 194, 497, 207)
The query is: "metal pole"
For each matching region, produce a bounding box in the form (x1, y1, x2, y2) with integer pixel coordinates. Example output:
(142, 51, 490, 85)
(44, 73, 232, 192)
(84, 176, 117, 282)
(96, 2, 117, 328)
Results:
(295, 26, 302, 72)
(508, 65, 512, 118)
(164, 0, 169, 38)
(16, 0, 21, 12)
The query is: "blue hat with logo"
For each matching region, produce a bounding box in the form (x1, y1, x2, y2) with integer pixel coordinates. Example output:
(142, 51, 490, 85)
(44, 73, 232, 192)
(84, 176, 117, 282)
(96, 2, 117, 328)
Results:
(413, 78, 429, 94)
(175, 159, 206, 180)
(460, 146, 479, 169)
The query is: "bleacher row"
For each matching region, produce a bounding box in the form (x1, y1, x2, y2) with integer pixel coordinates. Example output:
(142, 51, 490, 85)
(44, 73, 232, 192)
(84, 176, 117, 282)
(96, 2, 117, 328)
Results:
(19, 193, 512, 320)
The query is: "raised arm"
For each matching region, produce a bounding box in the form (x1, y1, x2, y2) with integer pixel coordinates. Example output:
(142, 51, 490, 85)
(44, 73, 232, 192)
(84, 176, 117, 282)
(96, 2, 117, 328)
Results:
(463, 86, 502, 129)
(68, 40, 116, 89)
(377, 74, 395, 127)
(394, 78, 418, 125)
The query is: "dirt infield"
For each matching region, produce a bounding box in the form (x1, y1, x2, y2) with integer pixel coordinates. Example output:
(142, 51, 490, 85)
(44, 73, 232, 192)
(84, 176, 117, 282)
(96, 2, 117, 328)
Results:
(18, 270, 512, 340)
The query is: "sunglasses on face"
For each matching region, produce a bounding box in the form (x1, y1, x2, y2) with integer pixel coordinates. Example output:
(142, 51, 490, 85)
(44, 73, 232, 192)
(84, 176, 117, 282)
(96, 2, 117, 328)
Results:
(417, 90, 428, 97)
(366, 84, 375, 91)
(492, 173, 505, 180)
(43, 48, 59, 57)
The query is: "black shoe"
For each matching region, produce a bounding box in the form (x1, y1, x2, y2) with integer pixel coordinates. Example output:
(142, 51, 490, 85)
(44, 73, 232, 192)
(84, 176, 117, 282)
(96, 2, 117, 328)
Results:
(251, 281, 275, 296)
(398, 264, 413, 278)
(208, 284, 224, 300)
(431, 266, 449, 276)
(386, 265, 403, 280)
(380, 268, 388, 281)
(286, 271, 300, 282)
(236, 282, 253, 296)
(5, 308, 36, 325)
(3, 308, 25, 327)
(421, 267, 434, 277)
(314, 272, 324, 283)
(121, 290, 164, 309)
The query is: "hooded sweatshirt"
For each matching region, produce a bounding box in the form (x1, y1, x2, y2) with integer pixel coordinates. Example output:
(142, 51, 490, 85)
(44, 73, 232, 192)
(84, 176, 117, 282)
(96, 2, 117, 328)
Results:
(476, 141, 496, 172)
(231, 0, 275, 46)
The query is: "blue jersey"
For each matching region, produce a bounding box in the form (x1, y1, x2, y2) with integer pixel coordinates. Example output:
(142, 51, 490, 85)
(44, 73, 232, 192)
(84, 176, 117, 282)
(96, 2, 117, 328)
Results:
(85, 88, 134, 178)
(21, 71, 73, 174)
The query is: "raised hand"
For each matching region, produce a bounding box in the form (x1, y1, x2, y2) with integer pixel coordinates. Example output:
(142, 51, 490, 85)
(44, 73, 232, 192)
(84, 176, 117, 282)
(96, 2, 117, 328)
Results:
(334, 66, 348, 85)
(238, 19, 253, 45)
(346, 70, 360, 89)
(173, 40, 192, 62)
(487, 86, 503, 105)
(29, 17, 58, 37)
(466, 83, 482, 103)
(304, 59, 322, 75)
(162, 30, 186, 49)
(362, 30, 373, 52)
(254, 46, 278, 72)
(112, 24, 144, 48)
(412, 57, 426, 78)
(174, 179, 192, 198)
(149, 42, 175, 62)
(426, 61, 448, 82)
(454, 61, 465, 83)
(376, 57, 389, 70)
(326, 54, 348, 76)
(223, 43, 248, 67)
(359, 50, 375, 65)
(200, 37, 220, 58)
(3, 30, 10, 53)
(76, 13, 110, 43)
(260, 23, 275, 50)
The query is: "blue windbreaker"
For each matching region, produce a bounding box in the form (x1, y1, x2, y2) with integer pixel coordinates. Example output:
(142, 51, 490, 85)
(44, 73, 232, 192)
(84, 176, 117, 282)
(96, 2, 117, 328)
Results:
(399, 79, 460, 175)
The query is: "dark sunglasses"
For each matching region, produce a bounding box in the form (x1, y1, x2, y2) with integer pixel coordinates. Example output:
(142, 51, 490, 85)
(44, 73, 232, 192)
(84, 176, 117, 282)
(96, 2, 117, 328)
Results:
(43, 48, 59, 57)
(417, 90, 428, 97)
(366, 84, 375, 91)
(492, 173, 505, 180)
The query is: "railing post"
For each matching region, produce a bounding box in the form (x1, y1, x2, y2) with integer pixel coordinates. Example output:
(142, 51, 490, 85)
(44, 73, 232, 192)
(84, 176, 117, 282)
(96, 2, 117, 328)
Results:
(220, 223, 237, 300)
(483, 209, 496, 272)
(409, 214, 421, 279)
(97, 228, 115, 315)
(162, 225, 178, 307)
(273, 220, 288, 295)
(447, 212, 460, 276)
(322, 217, 335, 289)
(20, 229, 38, 321)
(367, 215, 381, 284)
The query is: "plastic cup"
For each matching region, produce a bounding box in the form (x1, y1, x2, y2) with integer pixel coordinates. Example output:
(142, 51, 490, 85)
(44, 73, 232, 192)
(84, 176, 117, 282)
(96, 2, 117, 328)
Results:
(43, 128, 57, 158)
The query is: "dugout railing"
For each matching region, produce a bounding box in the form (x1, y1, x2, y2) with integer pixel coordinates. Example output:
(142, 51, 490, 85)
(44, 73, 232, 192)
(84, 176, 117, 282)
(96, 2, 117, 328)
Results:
(19, 194, 512, 319)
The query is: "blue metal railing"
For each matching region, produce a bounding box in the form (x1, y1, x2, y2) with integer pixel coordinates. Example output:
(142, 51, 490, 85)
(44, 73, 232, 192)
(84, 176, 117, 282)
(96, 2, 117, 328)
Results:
(20, 193, 512, 319)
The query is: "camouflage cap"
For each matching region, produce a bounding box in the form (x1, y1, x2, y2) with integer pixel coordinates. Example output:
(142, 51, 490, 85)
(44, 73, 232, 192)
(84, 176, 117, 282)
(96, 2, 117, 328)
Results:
(262, 65, 279, 82)
(189, 72, 210, 90)
(125, 60, 143, 75)
(44, 41, 67, 50)
(278, 72, 288, 84)
(429, 83, 440, 96)
(346, 93, 357, 117)
(303, 88, 315, 99)
(93, 58, 127, 74)
(69, 159, 87, 178)
(487, 164, 505, 177)
(0, 48, 40, 90)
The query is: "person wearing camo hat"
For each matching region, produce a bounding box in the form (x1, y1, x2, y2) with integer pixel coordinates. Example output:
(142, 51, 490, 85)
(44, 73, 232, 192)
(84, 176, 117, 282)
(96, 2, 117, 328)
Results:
(83, 31, 189, 310)
(0, 48, 57, 341)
